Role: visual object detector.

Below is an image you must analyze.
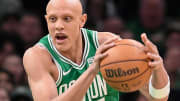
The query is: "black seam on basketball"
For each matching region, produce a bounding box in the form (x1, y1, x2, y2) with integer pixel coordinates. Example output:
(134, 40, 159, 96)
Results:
(103, 65, 150, 83)
(100, 59, 148, 68)
(113, 87, 131, 92)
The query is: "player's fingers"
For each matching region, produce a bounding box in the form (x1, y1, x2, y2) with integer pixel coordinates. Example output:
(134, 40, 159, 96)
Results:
(98, 53, 108, 60)
(97, 43, 115, 54)
(142, 46, 149, 53)
(147, 53, 160, 61)
(141, 33, 152, 46)
(148, 60, 161, 70)
(94, 53, 108, 62)
(103, 36, 119, 45)
(141, 33, 146, 44)
(141, 33, 157, 53)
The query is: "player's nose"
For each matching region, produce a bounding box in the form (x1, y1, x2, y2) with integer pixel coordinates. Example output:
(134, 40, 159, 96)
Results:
(55, 20, 64, 30)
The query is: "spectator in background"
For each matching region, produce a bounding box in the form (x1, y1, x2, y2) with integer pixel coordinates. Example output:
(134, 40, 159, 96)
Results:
(0, 13, 21, 34)
(164, 47, 180, 89)
(127, 0, 167, 56)
(0, 88, 10, 101)
(103, 16, 125, 34)
(0, 69, 14, 93)
(128, 0, 166, 37)
(0, 31, 24, 65)
(2, 54, 25, 86)
(0, 0, 22, 19)
(85, 0, 106, 30)
(164, 47, 180, 101)
(11, 86, 33, 101)
(85, 0, 117, 31)
(103, 16, 134, 39)
(18, 11, 43, 49)
(165, 21, 180, 49)
(139, 0, 166, 33)
(166, 31, 180, 48)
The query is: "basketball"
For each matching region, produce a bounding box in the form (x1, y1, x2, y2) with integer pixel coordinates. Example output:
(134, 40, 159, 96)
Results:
(100, 39, 152, 92)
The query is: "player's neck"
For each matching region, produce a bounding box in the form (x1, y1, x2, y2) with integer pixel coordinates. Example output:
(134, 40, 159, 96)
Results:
(59, 32, 84, 65)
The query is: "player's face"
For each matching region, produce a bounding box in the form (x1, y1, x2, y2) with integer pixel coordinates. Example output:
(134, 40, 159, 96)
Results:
(45, 0, 87, 52)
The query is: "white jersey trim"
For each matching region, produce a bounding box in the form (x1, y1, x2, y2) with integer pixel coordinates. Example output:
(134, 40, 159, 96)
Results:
(95, 31, 99, 48)
(92, 31, 99, 49)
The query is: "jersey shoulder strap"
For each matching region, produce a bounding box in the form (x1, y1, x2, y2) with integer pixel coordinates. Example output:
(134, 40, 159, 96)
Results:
(82, 28, 99, 49)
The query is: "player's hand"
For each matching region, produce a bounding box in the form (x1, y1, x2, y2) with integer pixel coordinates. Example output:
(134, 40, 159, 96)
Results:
(141, 33, 164, 71)
(91, 37, 119, 74)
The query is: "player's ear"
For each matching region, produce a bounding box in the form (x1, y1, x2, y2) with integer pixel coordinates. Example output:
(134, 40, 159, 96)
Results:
(80, 14, 87, 28)
(45, 15, 48, 22)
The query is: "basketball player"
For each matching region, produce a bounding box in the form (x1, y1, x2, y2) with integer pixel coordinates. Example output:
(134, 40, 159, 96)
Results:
(23, 0, 170, 101)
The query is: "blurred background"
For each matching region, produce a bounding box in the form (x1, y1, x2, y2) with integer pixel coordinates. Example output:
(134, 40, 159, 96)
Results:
(0, 0, 180, 101)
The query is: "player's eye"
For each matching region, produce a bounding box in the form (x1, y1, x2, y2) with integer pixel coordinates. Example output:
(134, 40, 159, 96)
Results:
(49, 16, 57, 22)
(63, 16, 72, 22)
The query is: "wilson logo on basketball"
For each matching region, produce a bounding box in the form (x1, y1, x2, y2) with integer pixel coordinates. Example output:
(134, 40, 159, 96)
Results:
(105, 67, 139, 78)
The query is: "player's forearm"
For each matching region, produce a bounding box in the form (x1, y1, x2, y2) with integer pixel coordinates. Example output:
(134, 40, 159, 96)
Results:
(52, 65, 97, 101)
(150, 65, 169, 101)
(151, 65, 169, 89)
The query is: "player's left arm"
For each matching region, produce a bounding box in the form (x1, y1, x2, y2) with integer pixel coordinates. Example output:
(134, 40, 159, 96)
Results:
(98, 32, 170, 101)
(139, 33, 170, 101)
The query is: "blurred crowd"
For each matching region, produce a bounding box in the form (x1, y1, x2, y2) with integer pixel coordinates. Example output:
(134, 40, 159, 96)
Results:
(0, 0, 180, 101)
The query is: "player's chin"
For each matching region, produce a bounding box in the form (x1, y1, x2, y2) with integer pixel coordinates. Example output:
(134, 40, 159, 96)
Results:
(56, 43, 71, 51)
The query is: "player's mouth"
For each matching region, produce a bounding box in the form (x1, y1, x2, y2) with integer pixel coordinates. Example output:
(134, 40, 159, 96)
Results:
(55, 35, 68, 44)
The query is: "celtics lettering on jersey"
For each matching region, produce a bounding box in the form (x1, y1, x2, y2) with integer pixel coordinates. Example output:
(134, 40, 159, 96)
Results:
(38, 28, 119, 101)
(59, 74, 107, 101)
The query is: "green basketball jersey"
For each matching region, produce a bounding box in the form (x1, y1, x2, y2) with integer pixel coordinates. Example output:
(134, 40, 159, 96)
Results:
(38, 28, 119, 101)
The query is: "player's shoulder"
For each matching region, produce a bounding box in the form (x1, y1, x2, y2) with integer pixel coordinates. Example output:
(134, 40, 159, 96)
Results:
(24, 45, 47, 57)
(23, 44, 51, 66)
(97, 32, 121, 45)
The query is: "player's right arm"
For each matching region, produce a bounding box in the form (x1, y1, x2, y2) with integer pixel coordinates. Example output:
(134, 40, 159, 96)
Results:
(23, 38, 116, 101)
(23, 46, 97, 101)
(23, 46, 59, 101)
